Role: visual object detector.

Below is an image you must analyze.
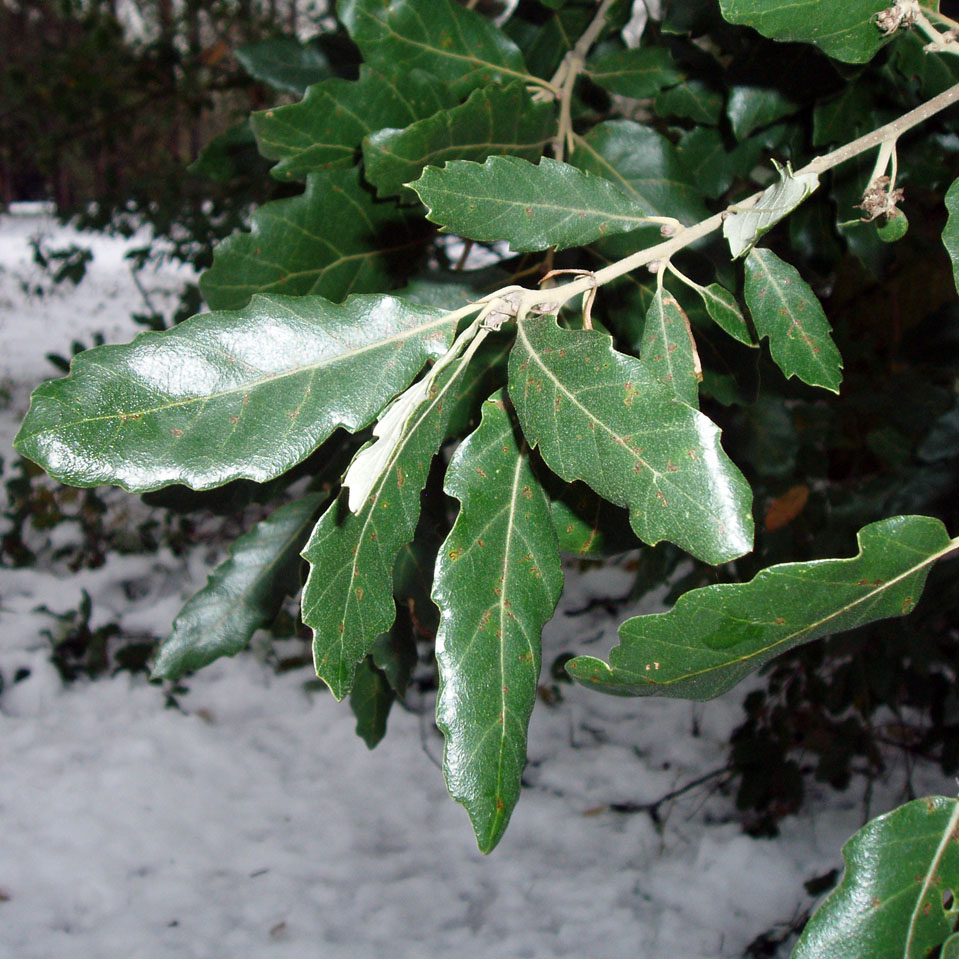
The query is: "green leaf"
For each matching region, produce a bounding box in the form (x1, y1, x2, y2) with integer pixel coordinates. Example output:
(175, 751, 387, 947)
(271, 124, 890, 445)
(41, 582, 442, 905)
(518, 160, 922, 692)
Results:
(567, 515, 957, 699)
(349, 655, 396, 748)
(301, 352, 473, 699)
(236, 36, 334, 94)
(723, 162, 820, 259)
(654, 80, 724, 125)
(726, 85, 800, 140)
(251, 67, 455, 181)
(14, 293, 456, 491)
(508, 314, 753, 564)
(433, 392, 562, 853)
(676, 126, 767, 201)
(363, 81, 555, 199)
(571, 120, 710, 227)
(640, 288, 701, 407)
(189, 120, 258, 183)
(717, 0, 891, 64)
(200, 168, 429, 311)
(152, 493, 325, 680)
(339, 0, 533, 98)
(943, 177, 959, 294)
(409, 156, 652, 252)
(549, 482, 636, 557)
(696, 283, 755, 346)
(794, 796, 959, 959)
(586, 46, 684, 98)
(743, 247, 843, 393)
(877, 209, 909, 242)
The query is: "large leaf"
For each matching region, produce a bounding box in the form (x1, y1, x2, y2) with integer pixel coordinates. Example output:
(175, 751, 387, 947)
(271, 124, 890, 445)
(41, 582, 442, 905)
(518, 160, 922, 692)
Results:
(338, 0, 533, 98)
(14, 294, 455, 491)
(640, 287, 701, 407)
(152, 493, 325, 680)
(717, 0, 892, 64)
(566, 515, 957, 699)
(409, 155, 652, 252)
(433, 392, 562, 853)
(508, 314, 753, 564)
(363, 82, 554, 199)
(743, 247, 843, 393)
(943, 177, 959, 295)
(200, 167, 429, 311)
(236, 36, 334, 94)
(585, 46, 684, 99)
(794, 796, 959, 959)
(301, 353, 473, 699)
(571, 120, 710, 228)
(251, 67, 455, 181)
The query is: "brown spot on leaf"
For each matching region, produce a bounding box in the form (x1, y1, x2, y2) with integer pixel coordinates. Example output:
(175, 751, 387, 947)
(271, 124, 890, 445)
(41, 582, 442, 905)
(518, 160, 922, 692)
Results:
(169, 428, 183, 437)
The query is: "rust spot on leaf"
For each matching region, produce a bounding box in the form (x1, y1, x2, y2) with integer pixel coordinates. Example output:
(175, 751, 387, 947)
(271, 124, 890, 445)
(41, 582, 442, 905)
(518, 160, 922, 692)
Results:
(448, 546, 462, 561)
(775, 617, 786, 625)
(169, 428, 183, 437)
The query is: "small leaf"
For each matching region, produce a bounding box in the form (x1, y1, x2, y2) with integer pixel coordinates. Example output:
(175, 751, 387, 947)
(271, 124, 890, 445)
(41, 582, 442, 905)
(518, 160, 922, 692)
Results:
(586, 46, 684, 99)
(549, 483, 636, 557)
(726, 85, 800, 141)
(794, 796, 959, 959)
(236, 36, 333, 94)
(349, 656, 396, 748)
(697, 283, 755, 346)
(301, 353, 473, 699)
(409, 156, 652, 252)
(641, 288, 701, 407)
(764, 484, 809, 531)
(152, 493, 325, 680)
(363, 82, 554, 199)
(943, 178, 959, 294)
(434, 392, 562, 853)
(200, 167, 429, 311)
(14, 294, 455, 491)
(252, 67, 455, 181)
(567, 515, 957, 699)
(339, 0, 533, 98)
(508, 314, 753, 564)
(718, 0, 893, 64)
(743, 247, 843, 393)
(676, 126, 767, 200)
(723, 161, 820, 259)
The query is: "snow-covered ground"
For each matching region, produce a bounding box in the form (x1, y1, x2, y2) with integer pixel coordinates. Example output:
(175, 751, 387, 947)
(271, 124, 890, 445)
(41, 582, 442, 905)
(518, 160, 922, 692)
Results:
(0, 211, 950, 959)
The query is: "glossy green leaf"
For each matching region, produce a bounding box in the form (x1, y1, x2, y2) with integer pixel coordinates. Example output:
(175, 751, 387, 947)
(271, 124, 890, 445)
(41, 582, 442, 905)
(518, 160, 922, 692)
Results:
(433, 392, 562, 853)
(586, 46, 684, 98)
(508, 314, 753, 564)
(339, 0, 533, 98)
(567, 515, 957, 699)
(654, 80, 723, 125)
(726, 85, 800, 140)
(349, 655, 396, 748)
(943, 177, 959, 294)
(200, 168, 429, 311)
(152, 493, 325, 680)
(676, 126, 768, 201)
(251, 67, 455, 181)
(744, 247, 843, 393)
(301, 353, 472, 699)
(409, 155, 652, 252)
(236, 36, 334, 94)
(14, 293, 455, 491)
(723, 162, 820, 259)
(794, 796, 959, 959)
(641, 288, 701, 407)
(363, 82, 554, 199)
(717, 0, 891, 64)
(572, 120, 710, 226)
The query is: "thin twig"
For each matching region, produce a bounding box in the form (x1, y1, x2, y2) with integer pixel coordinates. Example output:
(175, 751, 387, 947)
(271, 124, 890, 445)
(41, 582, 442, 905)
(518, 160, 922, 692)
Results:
(608, 766, 729, 825)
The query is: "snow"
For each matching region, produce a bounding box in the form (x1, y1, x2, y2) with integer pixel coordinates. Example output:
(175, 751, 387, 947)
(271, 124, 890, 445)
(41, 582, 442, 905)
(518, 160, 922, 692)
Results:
(0, 212, 951, 959)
